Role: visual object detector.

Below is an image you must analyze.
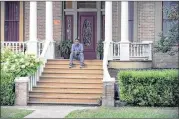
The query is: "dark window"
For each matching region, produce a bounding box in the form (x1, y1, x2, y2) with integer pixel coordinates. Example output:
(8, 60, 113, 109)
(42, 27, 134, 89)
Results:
(77, 1, 96, 9)
(101, 1, 105, 9)
(162, 2, 178, 35)
(4, 1, 19, 41)
(65, 15, 73, 41)
(64, 1, 73, 9)
(129, 1, 134, 42)
(101, 15, 105, 40)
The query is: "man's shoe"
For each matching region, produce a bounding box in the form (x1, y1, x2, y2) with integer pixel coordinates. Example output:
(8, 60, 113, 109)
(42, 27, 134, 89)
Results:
(80, 64, 84, 68)
(69, 65, 72, 68)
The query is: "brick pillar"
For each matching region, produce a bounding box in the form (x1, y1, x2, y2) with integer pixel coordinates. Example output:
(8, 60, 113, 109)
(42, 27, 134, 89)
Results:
(102, 80, 115, 106)
(15, 77, 29, 106)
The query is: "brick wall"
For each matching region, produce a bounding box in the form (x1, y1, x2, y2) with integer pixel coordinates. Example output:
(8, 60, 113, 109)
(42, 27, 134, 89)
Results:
(112, 2, 120, 42)
(137, 2, 155, 42)
(137, 1, 178, 68)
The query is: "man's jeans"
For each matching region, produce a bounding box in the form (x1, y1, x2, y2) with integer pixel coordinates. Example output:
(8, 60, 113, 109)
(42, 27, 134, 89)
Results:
(69, 52, 84, 66)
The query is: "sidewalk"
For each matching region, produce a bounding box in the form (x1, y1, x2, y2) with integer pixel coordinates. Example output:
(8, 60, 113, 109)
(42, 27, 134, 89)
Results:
(3, 105, 97, 118)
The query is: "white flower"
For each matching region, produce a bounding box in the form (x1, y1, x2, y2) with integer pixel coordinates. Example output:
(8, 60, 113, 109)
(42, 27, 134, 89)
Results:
(21, 65, 25, 68)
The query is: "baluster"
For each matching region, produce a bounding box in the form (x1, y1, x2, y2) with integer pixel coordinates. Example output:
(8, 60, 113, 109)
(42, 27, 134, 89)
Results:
(136, 44, 138, 57)
(139, 44, 141, 57)
(118, 43, 120, 57)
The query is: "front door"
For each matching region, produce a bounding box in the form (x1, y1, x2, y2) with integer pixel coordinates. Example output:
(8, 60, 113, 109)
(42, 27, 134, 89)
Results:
(78, 12, 97, 59)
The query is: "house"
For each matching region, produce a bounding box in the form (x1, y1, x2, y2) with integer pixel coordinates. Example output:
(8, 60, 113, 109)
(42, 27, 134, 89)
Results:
(1, 1, 178, 106)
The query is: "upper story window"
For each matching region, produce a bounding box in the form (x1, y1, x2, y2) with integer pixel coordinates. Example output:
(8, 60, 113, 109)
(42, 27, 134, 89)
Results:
(77, 1, 96, 9)
(64, 1, 73, 9)
(162, 2, 178, 35)
(101, 1, 105, 9)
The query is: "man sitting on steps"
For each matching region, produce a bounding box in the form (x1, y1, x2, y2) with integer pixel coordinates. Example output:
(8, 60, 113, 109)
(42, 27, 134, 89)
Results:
(69, 38, 84, 68)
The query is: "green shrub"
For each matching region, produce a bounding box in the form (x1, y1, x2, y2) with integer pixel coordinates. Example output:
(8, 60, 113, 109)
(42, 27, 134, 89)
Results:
(0, 48, 43, 105)
(0, 71, 15, 105)
(118, 69, 179, 107)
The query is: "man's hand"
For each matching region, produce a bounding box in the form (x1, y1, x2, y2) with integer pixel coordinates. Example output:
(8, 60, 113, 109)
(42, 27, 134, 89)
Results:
(74, 51, 80, 55)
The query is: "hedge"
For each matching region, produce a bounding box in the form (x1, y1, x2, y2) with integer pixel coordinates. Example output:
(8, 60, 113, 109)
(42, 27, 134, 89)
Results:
(118, 69, 179, 107)
(0, 71, 15, 105)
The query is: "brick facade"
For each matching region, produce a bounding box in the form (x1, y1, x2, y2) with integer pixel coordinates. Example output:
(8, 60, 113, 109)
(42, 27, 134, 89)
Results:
(137, 2, 155, 42)
(112, 2, 120, 42)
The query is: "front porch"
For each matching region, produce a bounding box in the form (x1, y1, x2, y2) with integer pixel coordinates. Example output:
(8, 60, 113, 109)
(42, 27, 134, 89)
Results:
(1, 1, 153, 106)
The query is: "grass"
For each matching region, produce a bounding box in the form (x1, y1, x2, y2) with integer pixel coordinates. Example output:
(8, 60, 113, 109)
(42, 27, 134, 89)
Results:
(66, 107, 179, 118)
(1, 107, 34, 118)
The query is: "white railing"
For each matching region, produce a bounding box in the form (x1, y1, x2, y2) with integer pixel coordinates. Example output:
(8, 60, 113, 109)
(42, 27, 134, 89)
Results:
(112, 42, 120, 59)
(1, 42, 27, 53)
(28, 40, 52, 91)
(110, 41, 152, 60)
(37, 40, 45, 56)
(1, 41, 45, 56)
(130, 43, 152, 60)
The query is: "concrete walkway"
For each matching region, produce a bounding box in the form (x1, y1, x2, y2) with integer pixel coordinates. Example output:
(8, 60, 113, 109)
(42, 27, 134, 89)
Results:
(3, 105, 97, 118)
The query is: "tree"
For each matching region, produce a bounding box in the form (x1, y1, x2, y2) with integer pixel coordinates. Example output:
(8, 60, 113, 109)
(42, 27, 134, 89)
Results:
(155, 2, 179, 56)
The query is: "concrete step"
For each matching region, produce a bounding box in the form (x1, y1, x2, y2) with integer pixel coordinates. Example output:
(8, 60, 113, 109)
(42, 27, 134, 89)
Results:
(35, 82, 102, 89)
(38, 79, 102, 84)
(31, 87, 102, 94)
(41, 73, 103, 78)
(29, 93, 101, 99)
(47, 60, 102, 65)
(45, 64, 102, 69)
(28, 99, 100, 105)
(43, 68, 103, 74)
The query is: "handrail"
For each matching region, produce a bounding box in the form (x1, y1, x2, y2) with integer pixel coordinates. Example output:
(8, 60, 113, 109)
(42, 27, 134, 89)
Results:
(103, 41, 113, 81)
(28, 40, 53, 91)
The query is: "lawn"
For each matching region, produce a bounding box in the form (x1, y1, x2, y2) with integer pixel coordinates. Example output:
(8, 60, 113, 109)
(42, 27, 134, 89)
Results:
(66, 107, 179, 118)
(1, 107, 34, 118)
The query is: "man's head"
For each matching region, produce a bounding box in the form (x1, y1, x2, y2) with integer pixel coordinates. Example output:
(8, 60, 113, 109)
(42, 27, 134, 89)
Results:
(74, 38, 80, 45)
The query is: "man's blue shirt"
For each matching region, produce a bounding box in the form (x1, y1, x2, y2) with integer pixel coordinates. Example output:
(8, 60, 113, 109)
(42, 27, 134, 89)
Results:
(71, 43, 83, 53)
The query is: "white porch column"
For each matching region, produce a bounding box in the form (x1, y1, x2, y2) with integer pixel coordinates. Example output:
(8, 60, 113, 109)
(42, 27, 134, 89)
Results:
(102, 1, 115, 107)
(120, 1, 130, 60)
(46, 1, 54, 59)
(103, 1, 113, 81)
(27, 2, 38, 56)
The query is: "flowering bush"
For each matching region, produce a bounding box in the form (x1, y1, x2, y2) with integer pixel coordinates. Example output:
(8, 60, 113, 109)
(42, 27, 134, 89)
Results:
(1, 48, 43, 77)
(1, 48, 43, 105)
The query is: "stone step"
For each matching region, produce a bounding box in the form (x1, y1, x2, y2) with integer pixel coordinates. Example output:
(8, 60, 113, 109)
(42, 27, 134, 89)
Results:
(31, 87, 102, 94)
(43, 68, 103, 74)
(45, 64, 102, 69)
(47, 60, 102, 65)
(29, 93, 101, 99)
(38, 79, 102, 84)
(41, 73, 103, 78)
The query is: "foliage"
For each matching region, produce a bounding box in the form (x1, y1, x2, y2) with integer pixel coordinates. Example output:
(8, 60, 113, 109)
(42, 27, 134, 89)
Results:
(117, 69, 179, 106)
(1, 107, 34, 118)
(1, 48, 43, 77)
(58, 40, 73, 59)
(96, 39, 104, 59)
(155, 3, 179, 55)
(66, 107, 178, 118)
(0, 48, 43, 105)
(0, 71, 15, 105)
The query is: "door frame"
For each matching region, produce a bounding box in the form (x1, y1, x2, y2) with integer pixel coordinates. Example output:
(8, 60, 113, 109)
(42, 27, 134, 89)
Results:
(78, 12, 97, 59)
(63, 1, 102, 59)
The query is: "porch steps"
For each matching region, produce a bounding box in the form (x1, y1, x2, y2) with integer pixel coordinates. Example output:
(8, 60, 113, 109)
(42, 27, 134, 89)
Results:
(28, 59, 103, 105)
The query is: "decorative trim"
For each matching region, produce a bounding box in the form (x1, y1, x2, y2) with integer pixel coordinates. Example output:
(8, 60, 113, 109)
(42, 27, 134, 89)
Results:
(134, 1, 138, 42)
(19, 1, 23, 42)
(1, 2, 4, 41)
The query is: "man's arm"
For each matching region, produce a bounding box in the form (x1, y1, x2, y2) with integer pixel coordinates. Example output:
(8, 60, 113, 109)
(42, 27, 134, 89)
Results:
(80, 44, 84, 53)
(71, 44, 74, 52)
